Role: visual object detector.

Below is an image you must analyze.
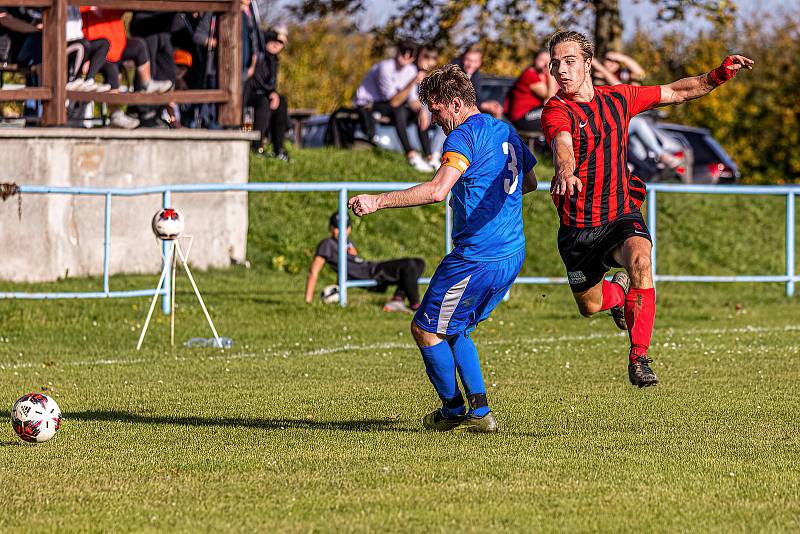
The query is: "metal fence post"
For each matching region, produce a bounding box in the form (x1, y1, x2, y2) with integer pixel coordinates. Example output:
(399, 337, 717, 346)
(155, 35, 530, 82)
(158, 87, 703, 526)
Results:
(161, 190, 172, 314)
(338, 188, 348, 307)
(787, 192, 795, 297)
(103, 192, 111, 295)
(648, 189, 657, 285)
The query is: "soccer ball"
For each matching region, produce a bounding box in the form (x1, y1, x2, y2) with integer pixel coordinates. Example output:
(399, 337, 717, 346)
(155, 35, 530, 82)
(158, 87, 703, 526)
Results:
(320, 284, 340, 304)
(151, 208, 184, 240)
(11, 393, 62, 443)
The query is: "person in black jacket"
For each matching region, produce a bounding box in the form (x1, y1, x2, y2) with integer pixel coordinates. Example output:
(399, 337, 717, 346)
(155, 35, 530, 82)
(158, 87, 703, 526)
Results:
(245, 28, 289, 160)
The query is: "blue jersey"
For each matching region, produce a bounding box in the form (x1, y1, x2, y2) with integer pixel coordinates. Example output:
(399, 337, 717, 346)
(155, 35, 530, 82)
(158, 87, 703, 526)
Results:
(442, 113, 536, 261)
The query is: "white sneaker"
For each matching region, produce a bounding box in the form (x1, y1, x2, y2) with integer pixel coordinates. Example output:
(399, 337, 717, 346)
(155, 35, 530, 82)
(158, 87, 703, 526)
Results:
(110, 110, 140, 129)
(66, 78, 86, 91)
(427, 152, 441, 169)
(141, 79, 173, 94)
(81, 79, 111, 93)
(383, 300, 412, 313)
(408, 153, 434, 173)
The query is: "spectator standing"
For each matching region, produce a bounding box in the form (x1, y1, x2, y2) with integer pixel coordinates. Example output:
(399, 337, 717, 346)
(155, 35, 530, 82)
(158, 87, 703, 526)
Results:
(354, 41, 434, 173)
(244, 28, 289, 159)
(506, 49, 557, 133)
(305, 212, 426, 312)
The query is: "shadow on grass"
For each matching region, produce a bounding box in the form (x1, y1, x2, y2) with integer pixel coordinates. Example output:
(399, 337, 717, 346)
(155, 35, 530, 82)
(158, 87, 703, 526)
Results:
(0, 440, 25, 447)
(66, 410, 421, 433)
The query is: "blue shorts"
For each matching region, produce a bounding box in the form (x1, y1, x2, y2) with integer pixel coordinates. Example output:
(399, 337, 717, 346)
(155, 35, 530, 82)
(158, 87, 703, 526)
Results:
(413, 248, 525, 336)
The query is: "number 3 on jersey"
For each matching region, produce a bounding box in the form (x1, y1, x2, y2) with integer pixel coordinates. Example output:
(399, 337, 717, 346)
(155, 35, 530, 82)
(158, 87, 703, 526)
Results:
(502, 142, 519, 194)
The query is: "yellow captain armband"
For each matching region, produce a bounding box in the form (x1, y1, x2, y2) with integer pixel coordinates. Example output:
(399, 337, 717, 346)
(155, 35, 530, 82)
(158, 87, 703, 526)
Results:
(441, 151, 470, 173)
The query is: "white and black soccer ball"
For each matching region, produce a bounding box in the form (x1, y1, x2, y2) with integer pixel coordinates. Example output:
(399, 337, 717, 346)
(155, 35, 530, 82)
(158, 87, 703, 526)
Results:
(11, 393, 62, 443)
(151, 208, 184, 240)
(320, 284, 340, 304)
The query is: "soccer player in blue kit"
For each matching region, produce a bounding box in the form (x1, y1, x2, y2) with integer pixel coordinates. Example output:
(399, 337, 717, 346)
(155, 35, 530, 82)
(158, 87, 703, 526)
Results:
(349, 64, 538, 432)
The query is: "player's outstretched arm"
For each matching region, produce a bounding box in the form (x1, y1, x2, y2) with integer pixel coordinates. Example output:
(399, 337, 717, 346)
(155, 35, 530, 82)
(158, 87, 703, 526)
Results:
(659, 55, 754, 105)
(551, 131, 582, 196)
(348, 165, 462, 217)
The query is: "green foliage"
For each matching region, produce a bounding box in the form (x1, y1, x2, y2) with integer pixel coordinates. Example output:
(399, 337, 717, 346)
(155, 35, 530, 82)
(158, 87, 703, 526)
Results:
(628, 17, 800, 183)
(279, 18, 376, 112)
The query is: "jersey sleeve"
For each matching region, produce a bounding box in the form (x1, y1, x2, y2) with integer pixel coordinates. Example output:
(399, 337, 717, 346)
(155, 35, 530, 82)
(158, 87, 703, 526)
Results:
(441, 126, 474, 174)
(314, 239, 333, 262)
(520, 140, 537, 175)
(625, 84, 662, 116)
(540, 103, 572, 145)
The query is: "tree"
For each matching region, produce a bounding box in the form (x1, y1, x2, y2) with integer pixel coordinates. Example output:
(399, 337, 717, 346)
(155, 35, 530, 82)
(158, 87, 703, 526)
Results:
(290, 0, 736, 63)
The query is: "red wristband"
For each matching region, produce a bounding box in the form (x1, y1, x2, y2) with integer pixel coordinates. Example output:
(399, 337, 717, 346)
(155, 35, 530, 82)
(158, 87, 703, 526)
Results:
(708, 56, 736, 86)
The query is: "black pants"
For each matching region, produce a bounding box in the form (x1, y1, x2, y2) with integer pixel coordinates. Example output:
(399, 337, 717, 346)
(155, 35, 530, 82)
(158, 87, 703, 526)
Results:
(139, 32, 176, 83)
(511, 107, 543, 133)
(372, 258, 426, 305)
(245, 83, 289, 153)
(69, 38, 109, 80)
(100, 37, 149, 90)
(372, 101, 432, 156)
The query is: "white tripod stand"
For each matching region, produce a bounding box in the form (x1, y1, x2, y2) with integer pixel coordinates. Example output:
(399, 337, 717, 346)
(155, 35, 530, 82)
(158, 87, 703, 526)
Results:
(136, 236, 222, 350)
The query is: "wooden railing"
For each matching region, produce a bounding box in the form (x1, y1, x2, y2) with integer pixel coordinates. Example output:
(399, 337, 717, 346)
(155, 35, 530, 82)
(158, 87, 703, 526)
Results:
(0, 0, 241, 126)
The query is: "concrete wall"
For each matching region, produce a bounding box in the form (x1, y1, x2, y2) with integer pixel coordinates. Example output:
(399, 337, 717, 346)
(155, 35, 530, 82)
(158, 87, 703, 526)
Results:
(0, 128, 256, 283)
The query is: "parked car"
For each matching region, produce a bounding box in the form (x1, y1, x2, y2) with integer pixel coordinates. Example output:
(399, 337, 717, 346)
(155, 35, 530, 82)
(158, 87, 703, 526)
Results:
(629, 113, 694, 183)
(655, 122, 740, 184)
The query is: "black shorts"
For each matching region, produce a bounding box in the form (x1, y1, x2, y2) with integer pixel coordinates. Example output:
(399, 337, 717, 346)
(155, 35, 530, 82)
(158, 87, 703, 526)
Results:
(557, 212, 651, 293)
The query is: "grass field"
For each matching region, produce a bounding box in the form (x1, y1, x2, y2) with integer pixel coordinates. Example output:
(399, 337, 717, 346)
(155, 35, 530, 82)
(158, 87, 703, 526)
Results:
(1, 148, 799, 532)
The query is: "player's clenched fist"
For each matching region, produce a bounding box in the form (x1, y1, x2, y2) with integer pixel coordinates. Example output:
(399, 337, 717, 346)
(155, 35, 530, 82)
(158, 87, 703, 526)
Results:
(348, 194, 381, 217)
(550, 173, 583, 196)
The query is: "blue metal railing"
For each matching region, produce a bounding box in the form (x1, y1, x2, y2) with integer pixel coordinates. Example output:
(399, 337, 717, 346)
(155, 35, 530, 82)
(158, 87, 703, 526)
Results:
(0, 182, 797, 310)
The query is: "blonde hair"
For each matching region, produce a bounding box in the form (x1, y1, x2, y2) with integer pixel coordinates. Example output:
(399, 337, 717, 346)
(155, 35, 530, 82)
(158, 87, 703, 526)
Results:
(548, 30, 594, 60)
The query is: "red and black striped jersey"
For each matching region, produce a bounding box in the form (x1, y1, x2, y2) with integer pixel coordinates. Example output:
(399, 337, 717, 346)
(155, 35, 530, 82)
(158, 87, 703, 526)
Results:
(541, 84, 661, 228)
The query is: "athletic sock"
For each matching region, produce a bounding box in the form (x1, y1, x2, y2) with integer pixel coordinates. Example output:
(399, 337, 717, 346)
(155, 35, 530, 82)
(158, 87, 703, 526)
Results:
(599, 279, 625, 311)
(624, 287, 656, 363)
(448, 333, 490, 417)
(419, 342, 464, 416)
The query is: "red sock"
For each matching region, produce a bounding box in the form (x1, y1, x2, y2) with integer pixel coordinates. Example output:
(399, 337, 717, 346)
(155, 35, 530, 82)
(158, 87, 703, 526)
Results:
(624, 288, 656, 362)
(599, 280, 625, 311)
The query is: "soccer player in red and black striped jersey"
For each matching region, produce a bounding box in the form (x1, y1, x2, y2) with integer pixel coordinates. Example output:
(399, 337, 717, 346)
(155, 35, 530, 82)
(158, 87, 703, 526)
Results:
(541, 30, 753, 387)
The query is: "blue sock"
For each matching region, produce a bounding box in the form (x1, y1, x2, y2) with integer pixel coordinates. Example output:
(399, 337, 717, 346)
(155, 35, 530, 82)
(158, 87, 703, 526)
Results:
(419, 342, 465, 418)
(449, 333, 490, 417)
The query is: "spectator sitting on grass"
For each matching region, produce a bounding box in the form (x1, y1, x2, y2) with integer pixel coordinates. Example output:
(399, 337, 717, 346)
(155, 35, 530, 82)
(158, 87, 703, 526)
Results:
(305, 212, 426, 313)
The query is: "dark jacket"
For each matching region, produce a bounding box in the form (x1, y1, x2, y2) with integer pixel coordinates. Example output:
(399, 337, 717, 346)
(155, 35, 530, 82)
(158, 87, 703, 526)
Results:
(251, 52, 278, 94)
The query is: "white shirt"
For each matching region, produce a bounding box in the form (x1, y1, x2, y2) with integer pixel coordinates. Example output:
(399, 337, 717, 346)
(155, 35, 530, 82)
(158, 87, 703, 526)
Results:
(354, 58, 418, 107)
(66, 6, 83, 42)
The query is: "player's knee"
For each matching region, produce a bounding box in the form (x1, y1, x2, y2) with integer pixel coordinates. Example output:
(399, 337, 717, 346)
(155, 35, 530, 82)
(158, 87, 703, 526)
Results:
(629, 253, 652, 279)
(577, 301, 600, 317)
(410, 321, 427, 345)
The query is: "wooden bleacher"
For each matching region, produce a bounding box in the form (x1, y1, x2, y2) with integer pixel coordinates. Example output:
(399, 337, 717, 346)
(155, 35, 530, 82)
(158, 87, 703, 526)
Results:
(0, 0, 242, 126)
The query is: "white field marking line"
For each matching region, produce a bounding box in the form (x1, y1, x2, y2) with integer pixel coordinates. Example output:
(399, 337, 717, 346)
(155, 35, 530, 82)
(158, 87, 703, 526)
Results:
(1, 324, 799, 371)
